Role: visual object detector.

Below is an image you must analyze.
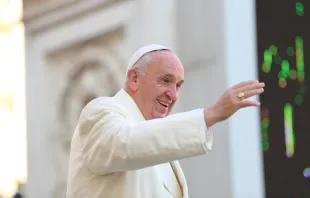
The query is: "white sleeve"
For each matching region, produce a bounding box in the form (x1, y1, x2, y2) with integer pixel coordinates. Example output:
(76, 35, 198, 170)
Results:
(79, 104, 213, 175)
(204, 121, 213, 152)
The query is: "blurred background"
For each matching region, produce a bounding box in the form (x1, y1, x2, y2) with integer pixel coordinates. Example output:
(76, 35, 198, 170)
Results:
(0, 0, 309, 197)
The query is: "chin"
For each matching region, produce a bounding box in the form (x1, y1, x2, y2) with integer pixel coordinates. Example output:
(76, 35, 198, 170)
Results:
(153, 113, 168, 119)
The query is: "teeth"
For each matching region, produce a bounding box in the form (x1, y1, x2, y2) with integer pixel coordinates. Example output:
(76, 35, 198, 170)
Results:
(158, 100, 168, 107)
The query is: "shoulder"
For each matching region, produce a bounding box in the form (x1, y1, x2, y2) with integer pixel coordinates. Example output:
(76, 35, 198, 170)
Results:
(81, 96, 124, 117)
(86, 96, 118, 109)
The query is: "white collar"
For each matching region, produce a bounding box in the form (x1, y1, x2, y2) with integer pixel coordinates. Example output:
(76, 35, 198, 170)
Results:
(114, 89, 146, 122)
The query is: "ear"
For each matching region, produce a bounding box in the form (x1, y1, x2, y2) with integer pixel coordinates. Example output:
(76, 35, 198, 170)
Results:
(126, 69, 139, 91)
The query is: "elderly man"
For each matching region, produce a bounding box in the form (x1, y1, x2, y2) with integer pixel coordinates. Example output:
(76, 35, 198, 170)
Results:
(66, 44, 265, 198)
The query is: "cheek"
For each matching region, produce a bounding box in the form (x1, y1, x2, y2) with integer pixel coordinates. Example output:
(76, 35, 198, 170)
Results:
(142, 82, 161, 97)
(139, 81, 169, 104)
(138, 82, 157, 101)
(154, 86, 169, 99)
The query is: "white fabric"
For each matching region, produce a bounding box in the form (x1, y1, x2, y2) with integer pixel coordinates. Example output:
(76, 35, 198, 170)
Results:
(66, 89, 213, 198)
(157, 163, 183, 198)
(127, 44, 171, 71)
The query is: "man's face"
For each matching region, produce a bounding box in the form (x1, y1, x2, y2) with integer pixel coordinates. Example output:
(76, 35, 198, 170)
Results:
(132, 50, 184, 120)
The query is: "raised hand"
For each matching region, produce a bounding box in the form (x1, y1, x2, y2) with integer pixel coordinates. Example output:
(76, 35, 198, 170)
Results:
(204, 80, 265, 127)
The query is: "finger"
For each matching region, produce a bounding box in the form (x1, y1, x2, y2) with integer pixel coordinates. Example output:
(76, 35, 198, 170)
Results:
(237, 82, 265, 93)
(239, 99, 261, 108)
(244, 88, 264, 98)
(231, 80, 259, 90)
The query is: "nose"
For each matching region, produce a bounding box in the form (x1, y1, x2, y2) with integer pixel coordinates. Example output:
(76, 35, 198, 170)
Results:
(166, 86, 178, 101)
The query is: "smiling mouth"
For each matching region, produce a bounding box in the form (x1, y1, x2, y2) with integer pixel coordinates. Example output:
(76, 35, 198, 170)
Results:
(158, 100, 169, 108)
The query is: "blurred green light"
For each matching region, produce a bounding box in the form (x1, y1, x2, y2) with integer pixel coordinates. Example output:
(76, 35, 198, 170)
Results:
(262, 118, 269, 129)
(279, 78, 287, 88)
(262, 141, 269, 151)
(264, 49, 272, 64)
(286, 47, 295, 56)
(296, 36, 304, 47)
(296, 2, 304, 16)
(289, 70, 297, 80)
(261, 107, 269, 152)
(269, 45, 278, 55)
(278, 71, 288, 79)
(281, 60, 290, 75)
(284, 103, 295, 158)
(262, 63, 271, 73)
(297, 71, 305, 83)
(296, 36, 305, 84)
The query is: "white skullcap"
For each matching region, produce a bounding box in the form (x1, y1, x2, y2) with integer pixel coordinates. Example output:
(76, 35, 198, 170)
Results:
(126, 44, 171, 72)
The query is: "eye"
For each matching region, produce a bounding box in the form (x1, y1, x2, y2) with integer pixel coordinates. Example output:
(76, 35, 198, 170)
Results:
(162, 77, 170, 84)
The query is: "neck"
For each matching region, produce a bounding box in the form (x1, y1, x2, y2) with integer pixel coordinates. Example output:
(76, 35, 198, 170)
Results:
(124, 87, 135, 100)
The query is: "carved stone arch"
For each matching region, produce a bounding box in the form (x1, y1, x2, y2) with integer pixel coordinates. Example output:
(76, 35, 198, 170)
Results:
(50, 46, 126, 198)
(59, 47, 125, 147)
(81, 47, 127, 84)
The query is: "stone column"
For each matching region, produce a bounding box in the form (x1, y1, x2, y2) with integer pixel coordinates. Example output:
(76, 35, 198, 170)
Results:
(124, 0, 178, 57)
(176, 0, 265, 198)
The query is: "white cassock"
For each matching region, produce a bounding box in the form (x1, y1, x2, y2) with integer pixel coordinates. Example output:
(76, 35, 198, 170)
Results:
(66, 89, 213, 198)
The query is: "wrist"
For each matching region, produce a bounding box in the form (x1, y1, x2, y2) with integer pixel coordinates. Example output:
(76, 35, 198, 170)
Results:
(204, 106, 218, 128)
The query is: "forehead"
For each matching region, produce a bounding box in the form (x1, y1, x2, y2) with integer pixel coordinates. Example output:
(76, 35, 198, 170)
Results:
(146, 50, 184, 78)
